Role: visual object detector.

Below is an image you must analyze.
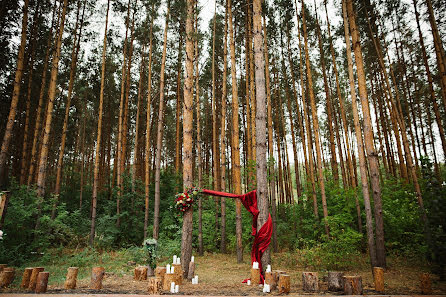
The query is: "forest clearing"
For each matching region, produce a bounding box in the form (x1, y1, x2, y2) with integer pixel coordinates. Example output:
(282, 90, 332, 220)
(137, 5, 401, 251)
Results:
(1, 251, 446, 295)
(1, 0, 446, 295)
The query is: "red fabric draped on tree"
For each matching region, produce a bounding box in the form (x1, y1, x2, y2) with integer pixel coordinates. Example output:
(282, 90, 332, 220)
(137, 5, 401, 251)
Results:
(201, 189, 273, 280)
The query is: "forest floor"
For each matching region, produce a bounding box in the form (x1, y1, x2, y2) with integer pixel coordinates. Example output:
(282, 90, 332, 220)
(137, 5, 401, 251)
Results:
(1, 250, 446, 295)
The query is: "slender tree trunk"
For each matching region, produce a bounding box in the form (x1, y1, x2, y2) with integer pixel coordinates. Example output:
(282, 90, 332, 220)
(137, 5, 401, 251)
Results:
(194, 3, 203, 256)
(181, 0, 195, 278)
(0, 0, 30, 187)
(52, 0, 85, 219)
(301, 0, 329, 236)
(228, 0, 243, 263)
(342, 0, 377, 268)
(144, 5, 155, 240)
(153, 1, 170, 240)
(346, 0, 385, 267)
(220, 1, 228, 253)
(175, 30, 184, 174)
(294, 6, 318, 218)
(424, 0, 446, 110)
(314, 7, 338, 184)
(89, 0, 110, 246)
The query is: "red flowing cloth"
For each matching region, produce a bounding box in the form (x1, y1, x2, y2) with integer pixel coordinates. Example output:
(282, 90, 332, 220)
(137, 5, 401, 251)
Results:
(201, 189, 273, 283)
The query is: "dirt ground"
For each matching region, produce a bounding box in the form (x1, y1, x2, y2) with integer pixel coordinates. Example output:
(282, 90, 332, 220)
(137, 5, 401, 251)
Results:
(1, 253, 446, 295)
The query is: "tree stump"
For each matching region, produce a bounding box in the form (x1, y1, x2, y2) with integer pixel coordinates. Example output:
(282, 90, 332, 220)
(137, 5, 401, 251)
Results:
(302, 272, 319, 292)
(0, 269, 15, 288)
(0, 264, 7, 272)
(328, 271, 344, 291)
(90, 267, 105, 290)
(134, 267, 141, 280)
(28, 267, 44, 291)
(64, 267, 79, 289)
(251, 268, 260, 285)
(373, 267, 384, 292)
(172, 263, 183, 285)
(343, 276, 363, 295)
(273, 270, 286, 284)
(265, 271, 276, 290)
(420, 273, 432, 294)
(21, 268, 33, 289)
(278, 274, 290, 294)
(155, 267, 166, 282)
(137, 267, 148, 281)
(148, 277, 163, 294)
(163, 273, 176, 291)
(187, 261, 195, 280)
(35, 272, 49, 293)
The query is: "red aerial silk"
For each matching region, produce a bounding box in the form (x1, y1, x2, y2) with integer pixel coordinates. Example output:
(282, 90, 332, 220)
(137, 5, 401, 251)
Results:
(201, 189, 273, 283)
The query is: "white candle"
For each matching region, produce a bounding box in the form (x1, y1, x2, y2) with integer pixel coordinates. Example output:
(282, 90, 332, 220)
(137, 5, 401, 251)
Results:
(192, 278, 196, 284)
(171, 266, 175, 274)
(175, 284, 179, 293)
(170, 282, 175, 293)
(266, 264, 271, 272)
(247, 280, 251, 286)
(173, 255, 177, 264)
(195, 275, 198, 283)
(177, 258, 181, 265)
(267, 284, 271, 292)
(166, 264, 171, 274)
(191, 256, 195, 262)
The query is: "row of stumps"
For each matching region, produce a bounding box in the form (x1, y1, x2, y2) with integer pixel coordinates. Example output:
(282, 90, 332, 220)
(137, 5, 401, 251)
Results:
(0, 264, 104, 293)
(249, 266, 433, 295)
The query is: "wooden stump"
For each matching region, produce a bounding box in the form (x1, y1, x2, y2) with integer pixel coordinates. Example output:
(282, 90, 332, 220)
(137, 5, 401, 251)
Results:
(187, 261, 195, 280)
(172, 263, 183, 285)
(328, 271, 344, 291)
(134, 267, 141, 280)
(35, 272, 49, 293)
(0, 264, 7, 272)
(148, 277, 163, 294)
(0, 269, 15, 288)
(155, 267, 166, 282)
(163, 273, 176, 291)
(420, 273, 432, 295)
(250, 268, 260, 285)
(138, 267, 148, 281)
(90, 267, 105, 290)
(343, 276, 363, 295)
(273, 270, 286, 284)
(302, 271, 319, 292)
(373, 267, 384, 292)
(64, 267, 79, 289)
(21, 268, 33, 289)
(278, 274, 290, 294)
(265, 271, 276, 290)
(28, 267, 44, 291)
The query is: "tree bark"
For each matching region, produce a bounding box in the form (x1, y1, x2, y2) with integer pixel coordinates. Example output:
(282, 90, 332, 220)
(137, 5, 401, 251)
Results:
(0, 0, 29, 187)
(181, 0, 195, 279)
(89, 0, 109, 246)
(228, 0, 243, 263)
(153, 1, 170, 240)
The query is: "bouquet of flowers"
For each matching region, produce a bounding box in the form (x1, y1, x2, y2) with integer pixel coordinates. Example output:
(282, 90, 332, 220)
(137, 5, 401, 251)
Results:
(175, 187, 202, 213)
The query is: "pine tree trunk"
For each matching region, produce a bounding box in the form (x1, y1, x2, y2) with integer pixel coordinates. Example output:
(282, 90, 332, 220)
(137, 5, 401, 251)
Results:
(52, 1, 85, 218)
(144, 5, 155, 240)
(314, 10, 338, 184)
(0, 0, 29, 187)
(89, 0, 109, 245)
(220, 1, 228, 253)
(301, 0, 329, 235)
(346, 0, 385, 267)
(294, 8, 319, 218)
(175, 31, 184, 175)
(153, 0, 170, 240)
(35, 0, 67, 199)
(181, 0, 195, 279)
(228, 0, 243, 263)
